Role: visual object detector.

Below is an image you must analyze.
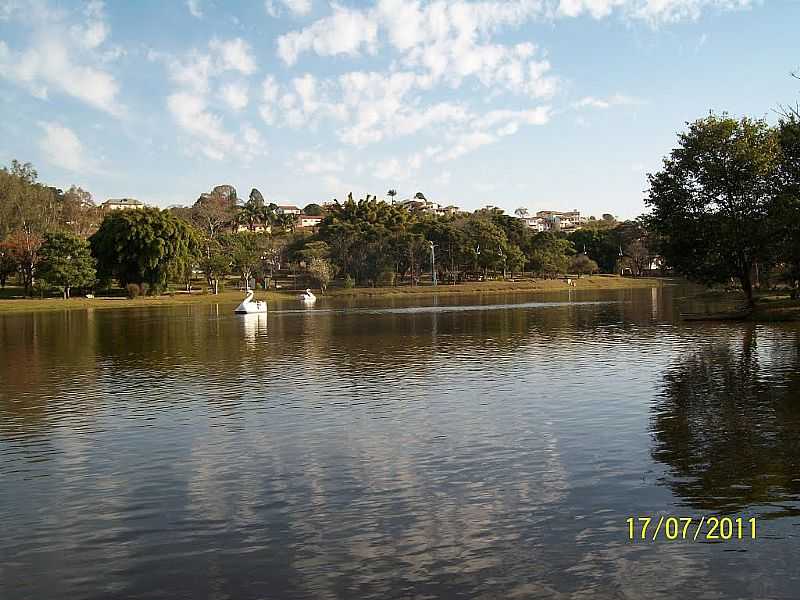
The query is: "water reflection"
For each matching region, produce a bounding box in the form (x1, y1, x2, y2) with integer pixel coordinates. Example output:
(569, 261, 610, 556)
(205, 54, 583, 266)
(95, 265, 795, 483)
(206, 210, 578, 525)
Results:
(652, 325, 800, 512)
(2, 289, 800, 599)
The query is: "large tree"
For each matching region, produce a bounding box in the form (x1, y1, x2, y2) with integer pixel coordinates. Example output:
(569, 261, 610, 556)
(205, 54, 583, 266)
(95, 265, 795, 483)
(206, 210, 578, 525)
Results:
(38, 231, 96, 298)
(90, 208, 198, 293)
(645, 115, 781, 304)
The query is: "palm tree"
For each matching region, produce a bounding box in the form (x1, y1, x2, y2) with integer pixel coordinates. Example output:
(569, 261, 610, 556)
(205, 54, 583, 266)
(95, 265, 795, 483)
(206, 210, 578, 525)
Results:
(515, 207, 529, 218)
(387, 189, 397, 205)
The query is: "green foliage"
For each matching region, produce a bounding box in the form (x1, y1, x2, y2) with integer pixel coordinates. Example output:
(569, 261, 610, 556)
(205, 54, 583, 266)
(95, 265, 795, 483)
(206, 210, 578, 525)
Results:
(528, 232, 574, 277)
(222, 231, 267, 287)
(302, 203, 324, 215)
(0, 242, 18, 288)
(307, 257, 333, 291)
(38, 231, 96, 298)
(645, 115, 781, 302)
(571, 254, 599, 277)
(90, 208, 198, 292)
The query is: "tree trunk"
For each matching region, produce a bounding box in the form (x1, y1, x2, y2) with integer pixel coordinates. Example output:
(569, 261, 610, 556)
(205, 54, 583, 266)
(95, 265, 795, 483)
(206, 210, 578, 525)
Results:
(741, 271, 754, 306)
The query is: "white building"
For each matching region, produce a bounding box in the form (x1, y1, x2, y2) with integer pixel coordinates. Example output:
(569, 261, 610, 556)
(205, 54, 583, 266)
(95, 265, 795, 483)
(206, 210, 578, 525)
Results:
(103, 198, 144, 210)
(298, 215, 323, 228)
(276, 205, 301, 215)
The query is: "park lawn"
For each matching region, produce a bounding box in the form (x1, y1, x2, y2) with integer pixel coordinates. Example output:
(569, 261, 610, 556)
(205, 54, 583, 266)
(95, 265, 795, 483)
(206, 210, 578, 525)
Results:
(0, 275, 665, 314)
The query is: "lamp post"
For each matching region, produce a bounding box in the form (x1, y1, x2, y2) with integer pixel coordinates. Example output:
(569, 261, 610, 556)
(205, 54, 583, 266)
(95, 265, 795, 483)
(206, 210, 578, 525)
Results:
(429, 241, 437, 286)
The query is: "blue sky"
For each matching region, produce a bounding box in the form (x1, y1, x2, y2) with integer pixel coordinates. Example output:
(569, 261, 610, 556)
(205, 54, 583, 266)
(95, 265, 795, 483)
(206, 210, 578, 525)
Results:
(0, 0, 797, 218)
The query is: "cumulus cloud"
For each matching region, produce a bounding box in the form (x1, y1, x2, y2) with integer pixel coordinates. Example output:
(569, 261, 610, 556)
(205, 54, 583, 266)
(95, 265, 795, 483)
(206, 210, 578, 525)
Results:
(159, 38, 266, 161)
(209, 38, 257, 75)
(38, 122, 92, 172)
(276, 3, 378, 65)
(167, 92, 266, 161)
(0, 1, 123, 115)
(221, 81, 249, 111)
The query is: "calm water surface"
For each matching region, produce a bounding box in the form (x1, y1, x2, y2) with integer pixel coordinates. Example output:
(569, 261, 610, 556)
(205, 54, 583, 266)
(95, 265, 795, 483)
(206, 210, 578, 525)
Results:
(1, 286, 799, 599)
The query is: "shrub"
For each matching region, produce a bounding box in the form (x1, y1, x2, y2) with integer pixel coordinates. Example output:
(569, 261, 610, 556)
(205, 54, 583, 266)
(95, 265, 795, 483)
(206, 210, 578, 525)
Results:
(126, 283, 142, 298)
(343, 275, 355, 289)
(377, 270, 396, 286)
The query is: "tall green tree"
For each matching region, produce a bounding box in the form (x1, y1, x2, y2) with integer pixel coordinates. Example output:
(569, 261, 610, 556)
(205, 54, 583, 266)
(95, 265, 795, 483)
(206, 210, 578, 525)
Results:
(90, 208, 198, 293)
(645, 115, 781, 304)
(38, 232, 96, 298)
(528, 232, 573, 277)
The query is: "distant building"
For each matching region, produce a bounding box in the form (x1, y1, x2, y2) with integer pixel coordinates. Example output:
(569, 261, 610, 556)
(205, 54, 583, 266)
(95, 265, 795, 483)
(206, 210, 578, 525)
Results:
(535, 209, 586, 230)
(521, 216, 548, 232)
(276, 205, 301, 215)
(103, 198, 144, 210)
(399, 198, 440, 213)
(236, 223, 272, 234)
(437, 205, 461, 216)
(297, 215, 323, 228)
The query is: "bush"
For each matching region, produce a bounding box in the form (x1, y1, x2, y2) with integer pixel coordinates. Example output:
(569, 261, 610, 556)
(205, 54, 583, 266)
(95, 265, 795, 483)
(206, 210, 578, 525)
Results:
(126, 283, 142, 298)
(343, 275, 355, 289)
(377, 270, 396, 286)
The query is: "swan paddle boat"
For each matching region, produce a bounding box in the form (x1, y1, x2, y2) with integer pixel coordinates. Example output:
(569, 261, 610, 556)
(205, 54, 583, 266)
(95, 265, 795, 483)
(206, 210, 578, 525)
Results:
(299, 289, 317, 304)
(234, 289, 267, 314)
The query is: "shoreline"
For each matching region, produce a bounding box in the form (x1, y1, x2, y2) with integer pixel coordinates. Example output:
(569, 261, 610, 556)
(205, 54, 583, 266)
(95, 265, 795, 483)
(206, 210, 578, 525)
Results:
(0, 276, 665, 314)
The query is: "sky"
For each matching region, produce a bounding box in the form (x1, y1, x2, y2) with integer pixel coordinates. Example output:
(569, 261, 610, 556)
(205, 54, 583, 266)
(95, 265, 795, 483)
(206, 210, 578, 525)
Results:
(0, 0, 797, 218)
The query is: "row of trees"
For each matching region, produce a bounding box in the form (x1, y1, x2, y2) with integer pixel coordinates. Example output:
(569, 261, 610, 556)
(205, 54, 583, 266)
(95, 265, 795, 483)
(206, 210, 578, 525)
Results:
(2, 157, 652, 298)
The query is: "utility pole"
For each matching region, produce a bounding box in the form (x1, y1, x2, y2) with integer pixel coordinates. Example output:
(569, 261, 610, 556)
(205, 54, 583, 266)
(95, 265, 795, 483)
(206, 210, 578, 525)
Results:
(429, 241, 438, 286)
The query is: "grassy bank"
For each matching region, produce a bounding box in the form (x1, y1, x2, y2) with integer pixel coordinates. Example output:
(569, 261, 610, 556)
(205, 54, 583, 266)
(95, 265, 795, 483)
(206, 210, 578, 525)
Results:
(0, 275, 664, 314)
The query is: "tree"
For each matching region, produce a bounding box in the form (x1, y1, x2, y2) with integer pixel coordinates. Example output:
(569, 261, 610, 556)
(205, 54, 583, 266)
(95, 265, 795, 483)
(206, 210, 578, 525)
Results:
(529, 232, 573, 277)
(0, 242, 17, 288)
(303, 203, 324, 215)
(5, 228, 43, 295)
(90, 208, 198, 293)
(297, 240, 330, 262)
(506, 244, 526, 277)
(774, 113, 800, 296)
(308, 257, 332, 292)
(645, 115, 781, 305)
(238, 194, 270, 232)
(37, 232, 96, 298)
(223, 232, 266, 288)
(571, 254, 599, 277)
(514, 207, 529, 218)
(61, 186, 98, 237)
(197, 238, 229, 295)
(387, 189, 397, 205)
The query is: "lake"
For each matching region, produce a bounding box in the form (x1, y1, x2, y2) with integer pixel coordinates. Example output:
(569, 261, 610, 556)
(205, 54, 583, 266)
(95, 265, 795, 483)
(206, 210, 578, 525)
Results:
(1, 286, 799, 599)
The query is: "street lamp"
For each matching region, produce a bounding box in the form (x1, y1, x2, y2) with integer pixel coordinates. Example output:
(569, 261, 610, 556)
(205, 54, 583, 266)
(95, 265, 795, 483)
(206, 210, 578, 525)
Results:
(429, 241, 438, 286)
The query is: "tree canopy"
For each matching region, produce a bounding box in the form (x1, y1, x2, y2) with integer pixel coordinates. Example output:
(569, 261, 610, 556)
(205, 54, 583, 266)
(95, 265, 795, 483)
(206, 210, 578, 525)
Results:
(90, 208, 198, 292)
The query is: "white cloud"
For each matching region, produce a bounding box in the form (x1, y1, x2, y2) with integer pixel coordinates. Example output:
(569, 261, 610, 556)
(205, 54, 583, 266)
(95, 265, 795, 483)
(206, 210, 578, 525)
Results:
(266, 0, 313, 17)
(259, 75, 280, 124)
(186, 0, 203, 18)
(0, 2, 122, 115)
(221, 81, 249, 111)
(557, 0, 753, 23)
(209, 38, 257, 75)
(572, 93, 642, 109)
(294, 150, 345, 174)
(38, 122, 91, 172)
(167, 92, 267, 161)
(276, 3, 379, 65)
